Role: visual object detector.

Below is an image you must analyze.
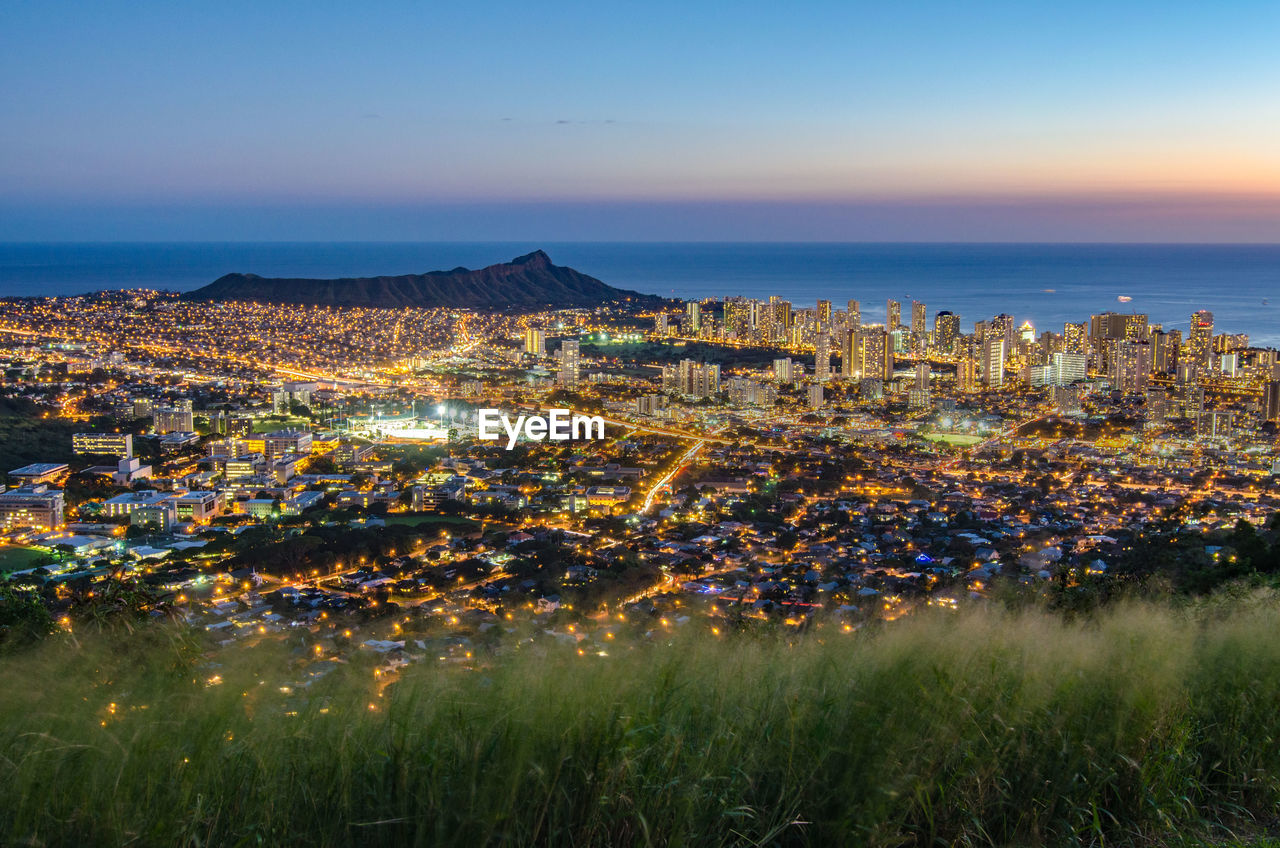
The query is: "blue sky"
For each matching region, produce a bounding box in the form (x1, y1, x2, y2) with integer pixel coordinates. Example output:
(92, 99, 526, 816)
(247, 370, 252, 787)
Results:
(2, 0, 1279, 240)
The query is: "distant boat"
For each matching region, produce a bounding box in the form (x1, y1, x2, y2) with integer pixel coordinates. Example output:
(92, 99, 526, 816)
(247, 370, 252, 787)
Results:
(1117, 295, 1132, 303)
(1042, 288, 1056, 293)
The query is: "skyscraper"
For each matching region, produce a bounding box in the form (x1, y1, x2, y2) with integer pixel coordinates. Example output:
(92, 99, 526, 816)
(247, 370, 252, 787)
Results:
(911, 301, 927, 337)
(770, 297, 792, 344)
(1263, 380, 1280, 422)
(685, 301, 702, 334)
(723, 297, 753, 339)
(956, 352, 977, 393)
(814, 332, 831, 383)
(982, 337, 1005, 388)
(887, 300, 901, 331)
(914, 361, 929, 391)
(856, 328, 894, 381)
(990, 314, 1015, 350)
(933, 311, 960, 355)
(847, 299, 861, 329)
(773, 357, 794, 383)
(1088, 312, 1147, 373)
(1187, 310, 1214, 368)
(523, 328, 545, 356)
(817, 300, 832, 330)
(1110, 340, 1152, 393)
(1151, 329, 1181, 374)
(675, 360, 720, 398)
(840, 329, 857, 379)
(807, 383, 824, 409)
(1064, 322, 1088, 356)
(1051, 352, 1087, 386)
(557, 340, 580, 389)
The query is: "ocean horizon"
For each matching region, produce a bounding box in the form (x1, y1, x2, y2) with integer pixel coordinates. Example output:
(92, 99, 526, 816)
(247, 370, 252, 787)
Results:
(2, 241, 1279, 346)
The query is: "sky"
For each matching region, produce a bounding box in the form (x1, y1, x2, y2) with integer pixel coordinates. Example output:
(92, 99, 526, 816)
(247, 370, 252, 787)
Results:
(2, 0, 1279, 241)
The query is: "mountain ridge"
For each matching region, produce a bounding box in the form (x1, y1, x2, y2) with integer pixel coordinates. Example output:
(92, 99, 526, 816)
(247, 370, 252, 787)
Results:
(182, 250, 659, 309)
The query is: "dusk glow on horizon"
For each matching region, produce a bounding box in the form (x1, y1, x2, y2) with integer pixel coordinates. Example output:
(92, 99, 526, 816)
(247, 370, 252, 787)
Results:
(3, 0, 1279, 240)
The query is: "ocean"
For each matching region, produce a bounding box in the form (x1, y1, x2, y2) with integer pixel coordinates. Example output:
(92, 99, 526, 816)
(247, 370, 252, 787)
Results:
(1, 242, 1278, 346)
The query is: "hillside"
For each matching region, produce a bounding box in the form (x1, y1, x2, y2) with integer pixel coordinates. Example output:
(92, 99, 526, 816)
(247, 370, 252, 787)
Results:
(182, 250, 659, 309)
(6, 601, 1280, 846)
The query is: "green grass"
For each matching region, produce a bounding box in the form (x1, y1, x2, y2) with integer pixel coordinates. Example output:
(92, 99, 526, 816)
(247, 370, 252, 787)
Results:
(0, 545, 51, 573)
(252, 416, 311, 433)
(922, 432, 984, 446)
(379, 514, 480, 531)
(6, 600, 1280, 846)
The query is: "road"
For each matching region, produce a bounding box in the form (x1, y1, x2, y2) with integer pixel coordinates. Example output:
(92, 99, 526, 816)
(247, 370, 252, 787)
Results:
(640, 439, 706, 514)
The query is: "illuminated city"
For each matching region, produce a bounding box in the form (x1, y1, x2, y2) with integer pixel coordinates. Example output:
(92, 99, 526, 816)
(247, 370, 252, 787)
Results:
(5, 0, 1280, 843)
(2, 284, 1276, 646)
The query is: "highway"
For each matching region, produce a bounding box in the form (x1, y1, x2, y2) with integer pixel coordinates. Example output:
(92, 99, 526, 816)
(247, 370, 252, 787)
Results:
(640, 439, 706, 514)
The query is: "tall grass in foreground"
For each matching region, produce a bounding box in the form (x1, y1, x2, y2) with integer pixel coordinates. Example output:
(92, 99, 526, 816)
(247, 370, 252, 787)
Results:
(4, 601, 1280, 846)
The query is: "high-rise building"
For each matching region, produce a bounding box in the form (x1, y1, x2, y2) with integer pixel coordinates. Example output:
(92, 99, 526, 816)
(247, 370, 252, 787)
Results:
(523, 328, 545, 356)
(1214, 332, 1249, 355)
(814, 332, 831, 383)
(1026, 364, 1053, 388)
(723, 298, 753, 338)
(154, 406, 194, 435)
(654, 313, 669, 335)
(956, 352, 977, 393)
(914, 361, 929, 391)
(1197, 410, 1234, 443)
(1089, 312, 1148, 373)
(990, 314, 1016, 350)
(854, 328, 894, 381)
(1151, 329, 1180, 374)
(634, 394, 669, 416)
(1051, 352, 1087, 386)
(1262, 381, 1280, 422)
(933, 311, 960, 355)
(1110, 340, 1152, 393)
(770, 297, 792, 342)
(685, 301, 702, 334)
(1187, 310, 1214, 368)
(847, 300, 861, 329)
(817, 300, 832, 330)
(982, 337, 1006, 388)
(840, 330, 856, 380)
(911, 301, 927, 338)
(773, 357, 794, 383)
(807, 383, 824, 409)
(886, 300, 902, 331)
(1064, 322, 1088, 356)
(1054, 384, 1082, 415)
(1038, 331, 1060, 363)
(725, 379, 776, 408)
(557, 340, 580, 389)
(1145, 389, 1171, 427)
(674, 360, 720, 398)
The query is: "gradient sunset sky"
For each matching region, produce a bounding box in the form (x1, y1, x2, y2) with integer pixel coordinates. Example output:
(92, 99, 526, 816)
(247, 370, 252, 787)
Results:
(3, 0, 1279, 241)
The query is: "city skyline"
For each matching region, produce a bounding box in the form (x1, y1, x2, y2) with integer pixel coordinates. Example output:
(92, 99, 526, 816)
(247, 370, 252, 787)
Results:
(6, 4, 1280, 843)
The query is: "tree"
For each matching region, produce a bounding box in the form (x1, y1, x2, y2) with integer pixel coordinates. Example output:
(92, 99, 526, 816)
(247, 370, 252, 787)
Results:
(0, 584, 56, 649)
